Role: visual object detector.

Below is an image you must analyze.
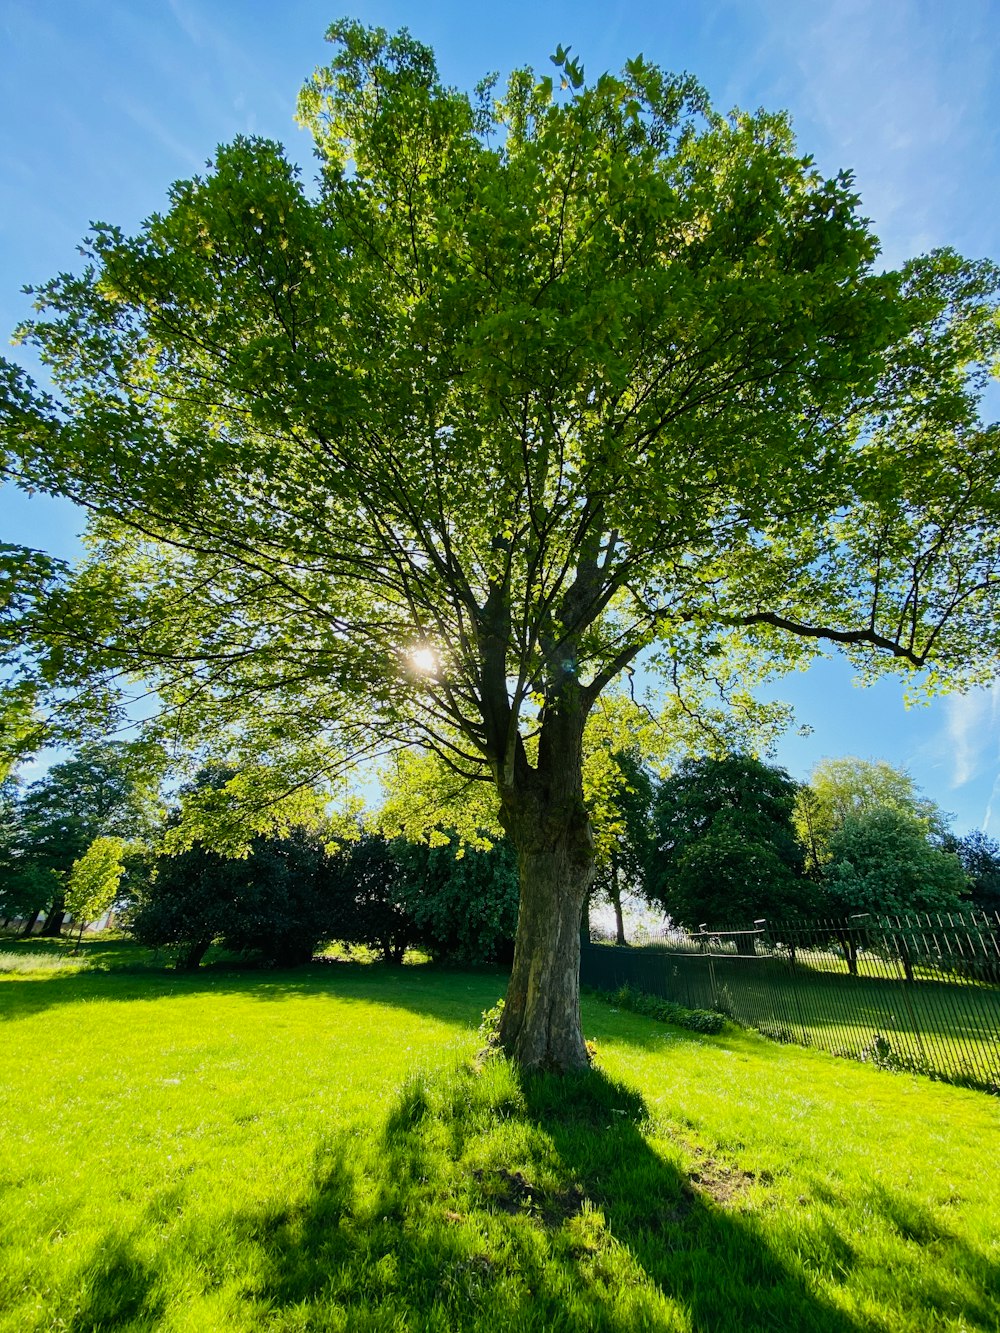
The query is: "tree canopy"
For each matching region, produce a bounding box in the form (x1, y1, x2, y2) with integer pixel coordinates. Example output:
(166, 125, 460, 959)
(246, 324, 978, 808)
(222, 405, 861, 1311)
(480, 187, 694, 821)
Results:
(949, 828, 1000, 911)
(0, 742, 157, 935)
(795, 756, 949, 874)
(822, 807, 968, 918)
(65, 835, 126, 942)
(647, 754, 810, 928)
(2, 22, 999, 1067)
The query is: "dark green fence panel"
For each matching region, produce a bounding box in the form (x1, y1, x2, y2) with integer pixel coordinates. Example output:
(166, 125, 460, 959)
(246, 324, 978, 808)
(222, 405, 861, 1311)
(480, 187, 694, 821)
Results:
(583, 910, 1000, 1093)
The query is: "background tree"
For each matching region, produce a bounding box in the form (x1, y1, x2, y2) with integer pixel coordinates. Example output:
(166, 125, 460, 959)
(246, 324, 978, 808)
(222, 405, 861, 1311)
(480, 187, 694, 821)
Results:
(127, 827, 333, 968)
(795, 757, 948, 875)
(948, 829, 1000, 911)
(648, 754, 811, 931)
(4, 23, 1000, 1068)
(823, 808, 968, 919)
(323, 834, 420, 965)
(821, 807, 969, 977)
(210, 827, 331, 966)
(126, 765, 334, 968)
(65, 835, 126, 945)
(0, 774, 60, 931)
(126, 841, 232, 970)
(7, 743, 156, 936)
(395, 835, 520, 965)
(588, 748, 655, 945)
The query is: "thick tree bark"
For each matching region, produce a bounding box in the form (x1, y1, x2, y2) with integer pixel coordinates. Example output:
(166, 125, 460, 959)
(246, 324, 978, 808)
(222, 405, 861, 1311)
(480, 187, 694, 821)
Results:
(20, 909, 41, 937)
(497, 706, 595, 1071)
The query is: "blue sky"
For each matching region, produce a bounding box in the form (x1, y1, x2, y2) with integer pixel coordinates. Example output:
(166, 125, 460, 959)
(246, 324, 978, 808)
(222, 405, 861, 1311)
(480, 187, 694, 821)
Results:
(2, 0, 999, 829)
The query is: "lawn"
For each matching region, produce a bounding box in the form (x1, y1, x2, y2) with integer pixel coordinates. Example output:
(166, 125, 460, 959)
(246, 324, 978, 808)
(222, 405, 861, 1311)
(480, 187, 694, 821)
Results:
(1, 937, 998, 1331)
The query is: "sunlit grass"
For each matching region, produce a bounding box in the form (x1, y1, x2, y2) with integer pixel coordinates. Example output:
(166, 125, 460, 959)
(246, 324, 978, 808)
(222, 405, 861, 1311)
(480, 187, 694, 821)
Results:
(0, 938, 997, 1331)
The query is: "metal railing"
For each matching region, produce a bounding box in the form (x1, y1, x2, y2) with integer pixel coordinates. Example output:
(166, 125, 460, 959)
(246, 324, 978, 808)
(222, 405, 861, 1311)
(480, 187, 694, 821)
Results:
(583, 910, 1000, 1093)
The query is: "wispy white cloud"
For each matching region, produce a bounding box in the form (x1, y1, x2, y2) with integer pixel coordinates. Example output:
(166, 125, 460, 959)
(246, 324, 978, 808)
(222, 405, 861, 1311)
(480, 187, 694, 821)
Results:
(982, 773, 1000, 834)
(164, 0, 292, 131)
(725, 0, 999, 265)
(110, 95, 205, 174)
(944, 688, 1000, 788)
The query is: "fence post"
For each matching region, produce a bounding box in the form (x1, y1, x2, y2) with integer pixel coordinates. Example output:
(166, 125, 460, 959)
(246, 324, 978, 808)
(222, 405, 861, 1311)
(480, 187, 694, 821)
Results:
(699, 925, 719, 1010)
(847, 912, 871, 977)
(882, 913, 929, 1069)
(778, 919, 811, 1046)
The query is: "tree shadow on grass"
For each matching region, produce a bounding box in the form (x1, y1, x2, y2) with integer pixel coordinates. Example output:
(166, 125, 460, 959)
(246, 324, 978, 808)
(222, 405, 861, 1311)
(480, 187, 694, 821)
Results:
(64, 1240, 165, 1333)
(51, 1058, 1000, 1331)
(179, 1062, 870, 1332)
(0, 952, 509, 1028)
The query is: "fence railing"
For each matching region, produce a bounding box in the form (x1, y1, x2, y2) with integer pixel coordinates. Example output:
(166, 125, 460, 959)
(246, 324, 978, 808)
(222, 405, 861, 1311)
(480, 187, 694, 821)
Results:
(583, 910, 1000, 1093)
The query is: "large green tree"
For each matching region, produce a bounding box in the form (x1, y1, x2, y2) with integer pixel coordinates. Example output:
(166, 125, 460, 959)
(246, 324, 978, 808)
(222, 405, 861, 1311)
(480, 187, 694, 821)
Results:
(823, 807, 968, 918)
(795, 756, 949, 875)
(3, 24, 1000, 1068)
(647, 754, 811, 929)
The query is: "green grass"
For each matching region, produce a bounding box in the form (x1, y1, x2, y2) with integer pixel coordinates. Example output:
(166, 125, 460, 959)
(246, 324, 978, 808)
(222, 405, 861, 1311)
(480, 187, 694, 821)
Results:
(1, 937, 998, 1331)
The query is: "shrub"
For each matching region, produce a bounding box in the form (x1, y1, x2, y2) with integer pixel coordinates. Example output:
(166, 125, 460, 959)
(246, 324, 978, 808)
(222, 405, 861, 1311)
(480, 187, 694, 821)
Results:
(604, 984, 726, 1035)
(127, 827, 332, 968)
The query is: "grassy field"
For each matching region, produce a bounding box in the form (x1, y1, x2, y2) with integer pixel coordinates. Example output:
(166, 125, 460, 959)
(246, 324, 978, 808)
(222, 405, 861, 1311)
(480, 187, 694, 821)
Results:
(1, 937, 999, 1332)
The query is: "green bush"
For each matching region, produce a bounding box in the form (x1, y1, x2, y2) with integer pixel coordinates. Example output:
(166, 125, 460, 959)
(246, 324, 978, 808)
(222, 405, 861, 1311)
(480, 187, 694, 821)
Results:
(126, 828, 332, 969)
(478, 997, 505, 1049)
(603, 984, 726, 1035)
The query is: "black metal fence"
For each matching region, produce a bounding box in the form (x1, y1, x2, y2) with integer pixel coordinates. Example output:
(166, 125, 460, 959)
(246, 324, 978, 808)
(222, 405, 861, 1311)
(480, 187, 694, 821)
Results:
(583, 911, 1000, 1093)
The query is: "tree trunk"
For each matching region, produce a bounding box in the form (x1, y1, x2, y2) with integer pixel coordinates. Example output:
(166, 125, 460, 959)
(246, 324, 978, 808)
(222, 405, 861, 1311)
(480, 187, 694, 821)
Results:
(895, 935, 915, 983)
(835, 928, 859, 977)
(610, 855, 627, 946)
(20, 909, 41, 937)
(177, 938, 211, 970)
(39, 890, 66, 937)
(497, 707, 595, 1072)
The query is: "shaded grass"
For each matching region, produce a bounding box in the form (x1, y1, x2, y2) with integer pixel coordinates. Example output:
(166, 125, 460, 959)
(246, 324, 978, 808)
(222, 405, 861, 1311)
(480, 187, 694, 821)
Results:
(0, 932, 164, 974)
(0, 939, 998, 1330)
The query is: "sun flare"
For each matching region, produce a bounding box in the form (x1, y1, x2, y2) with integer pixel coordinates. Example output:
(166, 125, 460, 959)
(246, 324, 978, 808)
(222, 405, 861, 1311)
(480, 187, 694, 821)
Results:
(408, 646, 438, 674)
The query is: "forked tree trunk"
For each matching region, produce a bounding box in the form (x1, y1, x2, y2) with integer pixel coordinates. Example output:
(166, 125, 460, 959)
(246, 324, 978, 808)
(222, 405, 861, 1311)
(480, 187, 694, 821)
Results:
(496, 707, 595, 1071)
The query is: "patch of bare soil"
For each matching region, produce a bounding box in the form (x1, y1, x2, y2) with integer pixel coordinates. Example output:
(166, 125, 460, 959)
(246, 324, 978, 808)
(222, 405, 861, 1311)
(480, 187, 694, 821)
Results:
(473, 1167, 586, 1225)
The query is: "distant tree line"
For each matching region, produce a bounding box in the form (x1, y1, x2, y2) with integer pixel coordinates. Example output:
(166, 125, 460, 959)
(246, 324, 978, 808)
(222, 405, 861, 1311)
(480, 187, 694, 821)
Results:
(642, 754, 996, 932)
(125, 825, 519, 971)
(2, 745, 997, 967)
